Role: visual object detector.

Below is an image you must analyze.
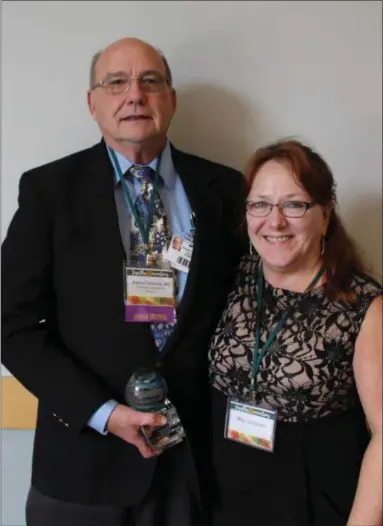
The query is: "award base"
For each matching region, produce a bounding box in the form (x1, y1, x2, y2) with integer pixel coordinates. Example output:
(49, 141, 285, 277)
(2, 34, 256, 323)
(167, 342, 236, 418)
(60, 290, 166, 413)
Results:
(141, 399, 186, 452)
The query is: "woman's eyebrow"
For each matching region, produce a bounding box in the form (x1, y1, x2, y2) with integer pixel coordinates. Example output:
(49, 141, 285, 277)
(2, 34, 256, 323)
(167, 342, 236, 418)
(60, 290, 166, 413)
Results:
(252, 193, 305, 199)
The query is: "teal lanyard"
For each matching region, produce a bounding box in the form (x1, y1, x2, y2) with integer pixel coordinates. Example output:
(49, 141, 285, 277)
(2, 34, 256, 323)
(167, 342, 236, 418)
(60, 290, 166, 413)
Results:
(109, 148, 162, 253)
(251, 265, 325, 392)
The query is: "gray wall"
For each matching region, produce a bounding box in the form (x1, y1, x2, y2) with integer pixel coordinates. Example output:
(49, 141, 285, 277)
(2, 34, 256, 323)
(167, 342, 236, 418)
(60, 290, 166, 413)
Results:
(1, 432, 34, 526)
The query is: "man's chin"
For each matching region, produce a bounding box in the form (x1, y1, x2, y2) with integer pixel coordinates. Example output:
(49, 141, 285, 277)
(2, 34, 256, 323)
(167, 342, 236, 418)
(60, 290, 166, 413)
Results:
(118, 133, 159, 145)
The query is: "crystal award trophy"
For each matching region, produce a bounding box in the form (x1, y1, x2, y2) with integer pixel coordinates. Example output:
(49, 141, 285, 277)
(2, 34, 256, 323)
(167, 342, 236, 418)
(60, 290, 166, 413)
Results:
(124, 368, 186, 452)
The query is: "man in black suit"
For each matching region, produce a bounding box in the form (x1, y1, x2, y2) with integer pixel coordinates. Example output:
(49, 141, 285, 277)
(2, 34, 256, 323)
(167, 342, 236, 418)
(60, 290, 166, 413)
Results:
(1, 37, 246, 525)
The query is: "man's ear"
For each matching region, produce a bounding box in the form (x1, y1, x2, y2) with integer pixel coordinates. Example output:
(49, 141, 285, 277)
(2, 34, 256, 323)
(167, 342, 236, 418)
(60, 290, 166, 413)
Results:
(87, 91, 96, 119)
(171, 88, 177, 113)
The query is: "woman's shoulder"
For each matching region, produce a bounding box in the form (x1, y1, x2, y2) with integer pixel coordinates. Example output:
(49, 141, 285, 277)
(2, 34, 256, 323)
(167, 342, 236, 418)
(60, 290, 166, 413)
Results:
(345, 270, 383, 325)
(350, 269, 383, 299)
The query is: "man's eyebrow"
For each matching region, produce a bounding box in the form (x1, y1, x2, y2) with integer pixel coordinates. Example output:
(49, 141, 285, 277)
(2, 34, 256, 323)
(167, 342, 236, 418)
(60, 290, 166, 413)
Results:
(140, 68, 164, 76)
(102, 68, 165, 78)
(102, 70, 128, 79)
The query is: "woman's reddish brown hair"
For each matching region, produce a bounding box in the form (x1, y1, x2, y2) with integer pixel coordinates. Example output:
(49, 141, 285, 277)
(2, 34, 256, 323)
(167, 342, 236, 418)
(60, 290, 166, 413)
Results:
(244, 138, 366, 303)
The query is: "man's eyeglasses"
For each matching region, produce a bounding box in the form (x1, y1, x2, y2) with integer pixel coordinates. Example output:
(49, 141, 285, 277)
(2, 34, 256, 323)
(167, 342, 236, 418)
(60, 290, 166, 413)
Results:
(246, 200, 315, 218)
(91, 71, 170, 95)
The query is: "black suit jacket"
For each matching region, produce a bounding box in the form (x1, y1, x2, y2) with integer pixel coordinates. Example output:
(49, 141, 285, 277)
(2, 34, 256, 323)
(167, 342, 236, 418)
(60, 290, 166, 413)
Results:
(1, 140, 247, 506)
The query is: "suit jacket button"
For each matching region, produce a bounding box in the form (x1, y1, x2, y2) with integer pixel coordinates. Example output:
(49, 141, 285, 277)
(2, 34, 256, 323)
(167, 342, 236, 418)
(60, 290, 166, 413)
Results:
(155, 361, 162, 369)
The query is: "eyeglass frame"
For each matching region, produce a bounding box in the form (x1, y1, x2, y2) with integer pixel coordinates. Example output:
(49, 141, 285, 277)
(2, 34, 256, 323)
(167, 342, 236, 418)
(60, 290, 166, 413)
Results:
(246, 200, 316, 218)
(90, 70, 171, 94)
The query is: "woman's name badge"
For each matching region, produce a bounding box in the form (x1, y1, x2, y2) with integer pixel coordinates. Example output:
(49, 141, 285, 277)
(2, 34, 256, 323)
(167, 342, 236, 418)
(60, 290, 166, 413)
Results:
(124, 266, 176, 323)
(163, 234, 193, 273)
(224, 398, 277, 452)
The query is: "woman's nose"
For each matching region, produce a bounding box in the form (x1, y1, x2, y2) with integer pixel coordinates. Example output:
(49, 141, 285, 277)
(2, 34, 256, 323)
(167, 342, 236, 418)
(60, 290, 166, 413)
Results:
(268, 204, 288, 227)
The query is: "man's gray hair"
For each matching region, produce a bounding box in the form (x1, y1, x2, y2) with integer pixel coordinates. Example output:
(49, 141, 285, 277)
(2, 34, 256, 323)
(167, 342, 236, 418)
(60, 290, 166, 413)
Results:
(89, 46, 173, 90)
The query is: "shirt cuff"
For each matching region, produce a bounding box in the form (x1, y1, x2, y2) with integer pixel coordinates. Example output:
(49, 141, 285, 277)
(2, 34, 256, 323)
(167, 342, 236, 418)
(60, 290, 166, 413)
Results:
(87, 399, 118, 435)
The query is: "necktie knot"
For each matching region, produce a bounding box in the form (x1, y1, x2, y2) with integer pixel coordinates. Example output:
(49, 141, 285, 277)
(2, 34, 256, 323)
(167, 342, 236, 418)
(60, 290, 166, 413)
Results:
(129, 165, 155, 183)
(128, 165, 165, 189)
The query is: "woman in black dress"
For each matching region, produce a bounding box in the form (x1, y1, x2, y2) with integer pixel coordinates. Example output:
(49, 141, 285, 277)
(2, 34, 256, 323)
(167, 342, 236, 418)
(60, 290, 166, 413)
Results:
(208, 139, 382, 526)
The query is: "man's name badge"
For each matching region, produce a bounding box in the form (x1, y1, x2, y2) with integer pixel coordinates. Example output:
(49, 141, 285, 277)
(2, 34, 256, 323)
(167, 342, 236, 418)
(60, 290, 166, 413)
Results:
(224, 398, 277, 452)
(163, 234, 193, 273)
(124, 266, 176, 323)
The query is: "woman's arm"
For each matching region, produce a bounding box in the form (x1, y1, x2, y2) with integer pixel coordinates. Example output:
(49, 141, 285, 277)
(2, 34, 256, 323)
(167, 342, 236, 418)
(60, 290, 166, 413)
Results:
(348, 295, 382, 526)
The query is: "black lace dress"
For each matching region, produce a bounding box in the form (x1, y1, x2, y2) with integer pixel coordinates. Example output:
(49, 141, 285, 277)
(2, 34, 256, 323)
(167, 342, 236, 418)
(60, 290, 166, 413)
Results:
(208, 254, 382, 526)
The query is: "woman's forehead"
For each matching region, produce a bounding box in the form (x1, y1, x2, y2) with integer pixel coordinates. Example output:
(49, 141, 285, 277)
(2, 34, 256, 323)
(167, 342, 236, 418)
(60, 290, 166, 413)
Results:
(250, 161, 307, 195)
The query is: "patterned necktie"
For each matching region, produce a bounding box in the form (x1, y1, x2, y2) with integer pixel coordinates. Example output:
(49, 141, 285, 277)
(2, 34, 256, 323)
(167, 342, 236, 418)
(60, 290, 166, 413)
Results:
(127, 165, 175, 351)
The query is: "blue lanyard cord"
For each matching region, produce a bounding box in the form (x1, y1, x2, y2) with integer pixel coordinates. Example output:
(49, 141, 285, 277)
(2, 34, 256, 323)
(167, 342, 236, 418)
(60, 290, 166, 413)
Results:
(251, 265, 325, 391)
(109, 148, 162, 252)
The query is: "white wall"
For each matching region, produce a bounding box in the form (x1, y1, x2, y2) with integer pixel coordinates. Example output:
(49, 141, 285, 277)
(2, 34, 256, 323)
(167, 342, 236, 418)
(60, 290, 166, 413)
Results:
(1, 1, 382, 524)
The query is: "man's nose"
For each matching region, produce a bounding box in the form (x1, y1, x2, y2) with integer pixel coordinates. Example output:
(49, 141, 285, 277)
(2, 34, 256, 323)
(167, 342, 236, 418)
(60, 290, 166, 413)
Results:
(124, 79, 147, 104)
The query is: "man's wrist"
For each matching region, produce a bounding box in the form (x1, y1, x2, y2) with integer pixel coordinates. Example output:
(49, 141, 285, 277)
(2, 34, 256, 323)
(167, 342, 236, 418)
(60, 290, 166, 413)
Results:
(87, 399, 119, 435)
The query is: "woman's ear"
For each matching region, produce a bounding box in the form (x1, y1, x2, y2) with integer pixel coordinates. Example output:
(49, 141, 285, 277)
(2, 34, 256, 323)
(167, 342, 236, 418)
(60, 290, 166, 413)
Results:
(322, 201, 333, 236)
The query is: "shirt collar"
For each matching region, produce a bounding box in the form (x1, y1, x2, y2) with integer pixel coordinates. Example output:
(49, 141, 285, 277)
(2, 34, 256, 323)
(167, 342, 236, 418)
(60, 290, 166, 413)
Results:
(107, 140, 176, 190)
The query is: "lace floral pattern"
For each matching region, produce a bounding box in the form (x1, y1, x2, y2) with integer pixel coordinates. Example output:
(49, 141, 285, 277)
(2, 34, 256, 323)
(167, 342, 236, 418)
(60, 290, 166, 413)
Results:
(208, 254, 382, 422)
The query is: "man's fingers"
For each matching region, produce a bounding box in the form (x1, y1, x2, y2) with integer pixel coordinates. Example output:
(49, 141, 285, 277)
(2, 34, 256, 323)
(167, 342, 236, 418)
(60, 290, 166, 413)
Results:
(108, 405, 166, 457)
(133, 433, 157, 458)
(136, 411, 167, 428)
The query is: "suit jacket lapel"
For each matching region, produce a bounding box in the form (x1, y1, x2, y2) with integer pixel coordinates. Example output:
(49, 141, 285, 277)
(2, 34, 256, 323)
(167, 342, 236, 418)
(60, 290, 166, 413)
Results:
(163, 146, 224, 354)
(75, 140, 125, 272)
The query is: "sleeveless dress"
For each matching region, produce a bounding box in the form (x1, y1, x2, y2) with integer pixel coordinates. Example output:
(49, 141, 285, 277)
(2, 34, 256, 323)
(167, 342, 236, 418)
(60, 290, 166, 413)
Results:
(208, 253, 382, 526)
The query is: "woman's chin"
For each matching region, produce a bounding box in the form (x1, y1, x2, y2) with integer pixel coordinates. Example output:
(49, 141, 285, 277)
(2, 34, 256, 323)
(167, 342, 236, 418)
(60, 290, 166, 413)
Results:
(258, 253, 297, 273)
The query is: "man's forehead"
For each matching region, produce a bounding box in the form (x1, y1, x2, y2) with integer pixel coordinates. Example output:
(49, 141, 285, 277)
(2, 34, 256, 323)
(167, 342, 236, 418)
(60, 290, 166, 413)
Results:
(97, 43, 165, 76)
